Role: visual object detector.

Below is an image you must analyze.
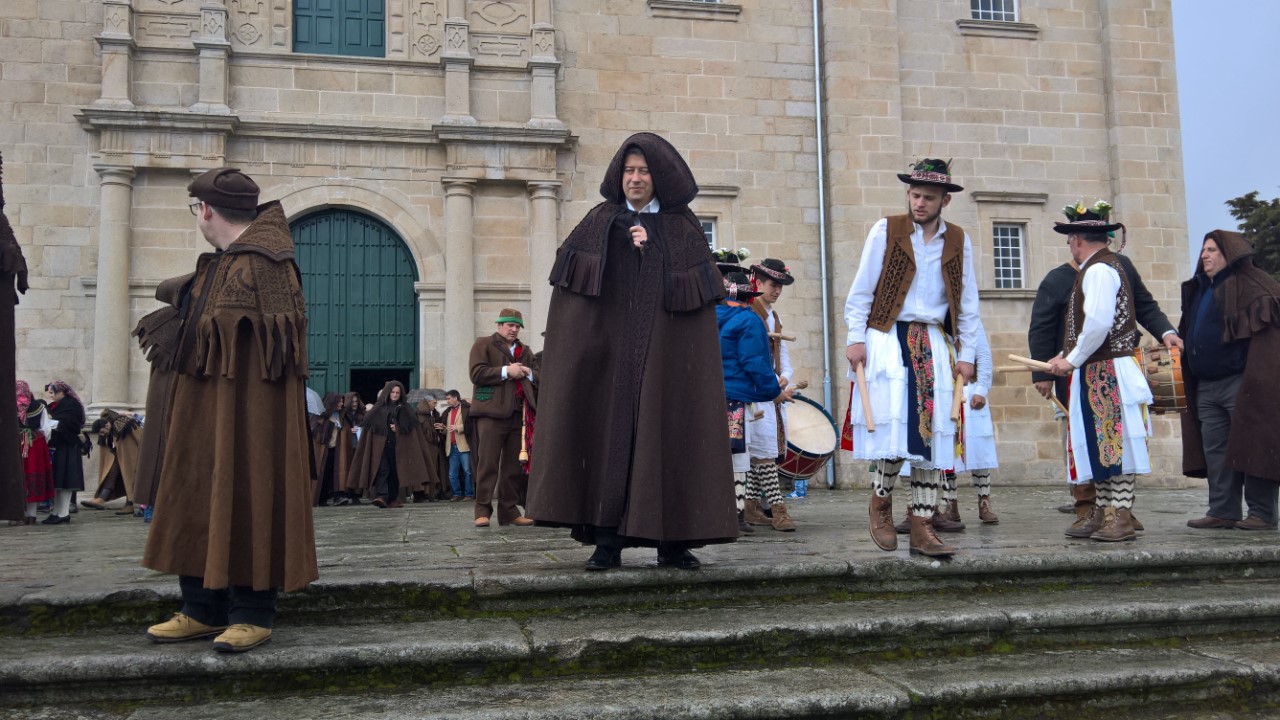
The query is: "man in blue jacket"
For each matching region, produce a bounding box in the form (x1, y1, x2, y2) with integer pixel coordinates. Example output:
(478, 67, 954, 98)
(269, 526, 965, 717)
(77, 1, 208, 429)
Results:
(716, 268, 784, 534)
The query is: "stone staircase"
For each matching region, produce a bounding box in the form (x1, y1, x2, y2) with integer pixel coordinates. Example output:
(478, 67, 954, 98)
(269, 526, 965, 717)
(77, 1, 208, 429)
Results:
(3, 489, 1280, 719)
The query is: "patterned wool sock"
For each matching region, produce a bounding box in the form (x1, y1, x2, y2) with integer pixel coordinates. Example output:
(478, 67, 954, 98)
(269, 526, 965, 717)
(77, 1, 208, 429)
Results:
(942, 469, 958, 503)
(872, 459, 903, 497)
(1093, 480, 1113, 509)
(971, 471, 992, 498)
(1111, 475, 1135, 510)
(910, 468, 940, 518)
(745, 464, 764, 503)
(760, 462, 785, 507)
(733, 472, 746, 512)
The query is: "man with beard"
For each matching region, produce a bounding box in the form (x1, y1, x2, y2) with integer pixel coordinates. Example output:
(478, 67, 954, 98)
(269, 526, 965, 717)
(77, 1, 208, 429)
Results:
(468, 309, 537, 527)
(136, 168, 317, 652)
(526, 133, 736, 571)
(843, 159, 980, 558)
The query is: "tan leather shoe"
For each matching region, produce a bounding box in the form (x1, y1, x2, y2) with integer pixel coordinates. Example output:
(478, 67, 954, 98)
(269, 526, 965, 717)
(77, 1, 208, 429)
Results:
(146, 613, 227, 643)
(1091, 507, 1137, 542)
(909, 514, 957, 557)
(769, 503, 795, 532)
(474, 517, 490, 528)
(212, 624, 272, 653)
(869, 494, 897, 551)
(510, 516, 535, 526)
(743, 498, 770, 526)
(1065, 504, 1104, 538)
(978, 496, 999, 525)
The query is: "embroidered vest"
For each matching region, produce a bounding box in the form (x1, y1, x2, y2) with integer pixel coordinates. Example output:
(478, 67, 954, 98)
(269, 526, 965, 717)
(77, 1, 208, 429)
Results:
(1063, 248, 1139, 365)
(866, 215, 965, 334)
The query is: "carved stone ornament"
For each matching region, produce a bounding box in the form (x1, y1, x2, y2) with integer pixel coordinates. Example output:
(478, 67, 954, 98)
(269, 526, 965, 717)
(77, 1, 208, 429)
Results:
(412, 0, 444, 58)
(236, 22, 261, 44)
(469, 1, 529, 32)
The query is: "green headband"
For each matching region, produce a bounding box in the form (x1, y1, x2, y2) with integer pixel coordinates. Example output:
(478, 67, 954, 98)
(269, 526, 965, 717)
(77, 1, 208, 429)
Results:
(496, 316, 523, 327)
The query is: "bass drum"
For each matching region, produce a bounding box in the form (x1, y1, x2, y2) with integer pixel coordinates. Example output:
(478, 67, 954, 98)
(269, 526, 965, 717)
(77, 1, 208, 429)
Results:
(1135, 345, 1187, 414)
(777, 393, 839, 481)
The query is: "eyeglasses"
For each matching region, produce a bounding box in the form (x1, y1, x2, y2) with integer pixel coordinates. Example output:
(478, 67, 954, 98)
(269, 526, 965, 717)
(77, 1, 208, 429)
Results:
(188, 199, 203, 216)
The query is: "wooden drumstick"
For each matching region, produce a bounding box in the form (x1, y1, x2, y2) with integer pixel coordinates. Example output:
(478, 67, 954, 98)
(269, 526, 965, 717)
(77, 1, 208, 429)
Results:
(951, 373, 966, 423)
(768, 332, 796, 342)
(996, 365, 1032, 374)
(1049, 396, 1069, 416)
(1008, 354, 1055, 372)
(855, 364, 875, 433)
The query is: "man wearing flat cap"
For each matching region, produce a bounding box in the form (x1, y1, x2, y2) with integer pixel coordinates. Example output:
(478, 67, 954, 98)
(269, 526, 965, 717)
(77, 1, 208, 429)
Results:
(468, 309, 538, 527)
(136, 168, 317, 652)
(843, 158, 980, 558)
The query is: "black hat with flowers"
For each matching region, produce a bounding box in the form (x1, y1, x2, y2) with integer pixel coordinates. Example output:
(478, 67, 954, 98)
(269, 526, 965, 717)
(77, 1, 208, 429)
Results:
(897, 158, 963, 193)
(750, 258, 794, 286)
(712, 247, 752, 276)
(1053, 199, 1123, 235)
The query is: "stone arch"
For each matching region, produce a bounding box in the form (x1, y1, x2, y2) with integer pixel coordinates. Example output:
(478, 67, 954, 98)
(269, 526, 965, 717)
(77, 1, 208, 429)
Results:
(275, 182, 444, 285)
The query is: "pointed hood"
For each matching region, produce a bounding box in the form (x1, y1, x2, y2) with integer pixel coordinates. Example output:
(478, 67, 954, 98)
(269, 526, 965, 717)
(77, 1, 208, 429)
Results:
(599, 133, 699, 209)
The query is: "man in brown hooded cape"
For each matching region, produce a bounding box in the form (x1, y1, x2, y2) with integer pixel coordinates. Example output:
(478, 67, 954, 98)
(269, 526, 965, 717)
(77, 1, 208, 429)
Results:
(0, 153, 29, 523)
(346, 380, 438, 505)
(135, 168, 317, 653)
(1179, 229, 1280, 530)
(526, 132, 737, 571)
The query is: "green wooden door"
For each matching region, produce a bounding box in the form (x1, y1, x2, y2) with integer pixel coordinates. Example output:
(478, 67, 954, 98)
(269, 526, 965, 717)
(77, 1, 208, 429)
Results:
(291, 209, 417, 396)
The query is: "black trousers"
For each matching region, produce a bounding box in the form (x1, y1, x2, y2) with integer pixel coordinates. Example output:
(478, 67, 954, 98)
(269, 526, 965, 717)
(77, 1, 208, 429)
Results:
(374, 442, 400, 502)
(179, 575, 278, 628)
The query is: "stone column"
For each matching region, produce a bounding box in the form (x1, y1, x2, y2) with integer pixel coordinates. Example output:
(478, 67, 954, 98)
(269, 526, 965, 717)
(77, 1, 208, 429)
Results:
(440, 0, 476, 125)
(95, 0, 135, 109)
(90, 166, 136, 411)
(443, 178, 476, 392)
(526, 3, 563, 130)
(192, 1, 232, 114)
(526, 180, 561, 342)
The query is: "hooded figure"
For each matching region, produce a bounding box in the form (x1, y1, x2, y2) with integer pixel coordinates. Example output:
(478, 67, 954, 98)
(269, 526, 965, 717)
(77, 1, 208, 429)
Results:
(527, 133, 737, 571)
(0, 154, 30, 523)
(82, 409, 144, 512)
(1179, 230, 1280, 512)
(346, 380, 437, 506)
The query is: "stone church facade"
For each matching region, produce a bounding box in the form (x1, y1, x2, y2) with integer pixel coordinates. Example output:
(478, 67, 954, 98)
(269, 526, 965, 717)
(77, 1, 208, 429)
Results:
(2, 0, 1188, 485)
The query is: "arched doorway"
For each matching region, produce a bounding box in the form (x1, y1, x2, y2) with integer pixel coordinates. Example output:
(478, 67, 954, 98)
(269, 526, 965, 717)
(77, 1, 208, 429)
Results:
(291, 208, 419, 403)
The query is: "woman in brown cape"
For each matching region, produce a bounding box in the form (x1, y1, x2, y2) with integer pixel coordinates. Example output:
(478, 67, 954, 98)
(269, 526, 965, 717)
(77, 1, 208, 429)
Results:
(346, 381, 436, 507)
(416, 397, 448, 499)
(80, 409, 144, 515)
(334, 391, 365, 505)
(526, 132, 737, 571)
(309, 392, 353, 506)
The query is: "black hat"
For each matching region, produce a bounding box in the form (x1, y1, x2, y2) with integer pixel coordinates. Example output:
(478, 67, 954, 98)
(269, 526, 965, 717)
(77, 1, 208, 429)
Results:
(722, 270, 762, 301)
(1052, 200, 1123, 236)
(750, 258, 794, 286)
(897, 158, 963, 193)
(188, 168, 260, 210)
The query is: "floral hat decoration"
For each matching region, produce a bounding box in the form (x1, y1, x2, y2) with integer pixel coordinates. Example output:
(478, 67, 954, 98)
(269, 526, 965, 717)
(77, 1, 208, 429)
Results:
(712, 247, 752, 275)
(1053, 199, 1126, 252)
(897, 158, 963, 193)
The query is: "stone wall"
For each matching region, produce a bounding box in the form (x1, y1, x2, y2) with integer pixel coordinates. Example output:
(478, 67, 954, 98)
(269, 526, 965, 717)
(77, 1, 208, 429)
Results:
(1, 0, 1189, 486)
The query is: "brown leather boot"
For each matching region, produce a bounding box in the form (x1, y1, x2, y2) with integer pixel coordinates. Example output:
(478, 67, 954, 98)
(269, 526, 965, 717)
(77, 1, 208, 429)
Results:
(1130, 507, 1144, 532)
(1065, 504, 1105, 538)
(1072, 483, 1097, 519)
(894, 506, 911, 534)
(977, 496, 999, 525)
(743, 498, 770, 526)
(932, 500, 965, 532)
(770, 503, 796, 532)
(909, 514, 957, 557)
(1091, 507, 1137, 542)
(869, 494, 897, 551)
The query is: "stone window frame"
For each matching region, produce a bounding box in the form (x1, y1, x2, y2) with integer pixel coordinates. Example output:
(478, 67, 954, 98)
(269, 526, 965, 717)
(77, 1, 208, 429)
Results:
(970, 0, 1018, 23)
(649, 0, 742, 22)
(972, 191, 1047, 299)
(700, 218, 718, 248)
(991, 223, 1027, 290)
(956, 0, 1040, 41)
(691, 184, 740, 250)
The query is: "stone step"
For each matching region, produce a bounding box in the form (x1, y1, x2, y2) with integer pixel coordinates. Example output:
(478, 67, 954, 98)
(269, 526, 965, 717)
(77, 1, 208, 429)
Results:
(5, 578, 1280, 708)
(9, 540, 1280, 637)
(6, 638, 1280, 720)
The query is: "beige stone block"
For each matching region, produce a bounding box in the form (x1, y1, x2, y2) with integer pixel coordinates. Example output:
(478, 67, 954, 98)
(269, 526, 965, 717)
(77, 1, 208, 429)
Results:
(278, 89, 320, 115)
(297, 68, 356, 92)
(357, 72, 394, 94)
(231, 64, 295, 89)
(231, 86, 279, 112)
(320, 91, 373, 117)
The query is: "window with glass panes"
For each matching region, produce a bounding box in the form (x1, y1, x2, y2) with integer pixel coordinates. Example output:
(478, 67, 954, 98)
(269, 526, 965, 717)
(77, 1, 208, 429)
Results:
(992, 224, 1025, 289)
(700, 219, 717, 248)
(971, 0, 1017, 22)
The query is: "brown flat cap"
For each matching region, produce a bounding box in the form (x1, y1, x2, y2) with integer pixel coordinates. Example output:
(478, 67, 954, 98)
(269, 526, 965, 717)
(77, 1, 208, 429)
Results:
(496, 308, 523, 327)
(188, 168, 260, 210)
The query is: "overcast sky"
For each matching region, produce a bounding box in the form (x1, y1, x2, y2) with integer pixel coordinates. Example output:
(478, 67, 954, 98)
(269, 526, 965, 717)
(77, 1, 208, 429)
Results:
(1172, 0, 1280, 263)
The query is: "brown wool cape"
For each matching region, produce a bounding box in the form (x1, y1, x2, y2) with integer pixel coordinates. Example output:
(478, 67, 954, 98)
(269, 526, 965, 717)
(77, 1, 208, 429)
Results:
(1179, 230, 1280, 482)
(93, 410, 143, 502)
(138, 202, 318, 592)
(0, 155, 28, 522)
(345, 381, 438, 496)
(309, 392, 355, 504)
(526, 133, 738, 548)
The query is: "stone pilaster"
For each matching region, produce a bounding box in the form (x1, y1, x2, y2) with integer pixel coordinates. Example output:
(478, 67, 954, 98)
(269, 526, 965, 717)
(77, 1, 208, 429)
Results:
(90, 166, 136, 411)
(526, 0, 563, 130)
(443, 178, 476, 392)
(95, 0, 135, 109)
(440, 0, 476, 125)
(527, 180, 561, 342)
(192, 1, 232, 115)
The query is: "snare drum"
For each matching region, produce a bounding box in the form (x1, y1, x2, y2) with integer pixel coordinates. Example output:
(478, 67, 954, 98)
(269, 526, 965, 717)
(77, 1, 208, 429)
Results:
(777, 393, 839, 481)
(1134, 345, 1187, 414)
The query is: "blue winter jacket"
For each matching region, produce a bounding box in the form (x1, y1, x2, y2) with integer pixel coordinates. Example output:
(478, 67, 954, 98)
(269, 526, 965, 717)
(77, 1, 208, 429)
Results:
(716, 303, 782, 403)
